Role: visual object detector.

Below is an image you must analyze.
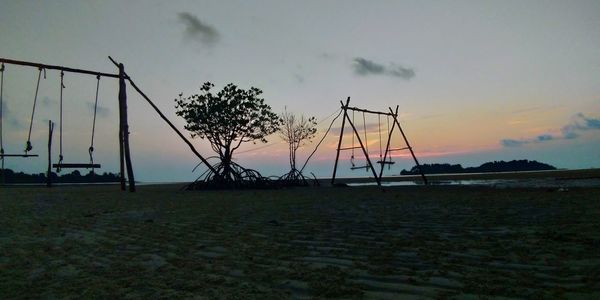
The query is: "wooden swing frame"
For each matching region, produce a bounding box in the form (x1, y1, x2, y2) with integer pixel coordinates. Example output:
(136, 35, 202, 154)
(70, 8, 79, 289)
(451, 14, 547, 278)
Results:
(0, 57, 220, 191)
(331, 97, 428, 186)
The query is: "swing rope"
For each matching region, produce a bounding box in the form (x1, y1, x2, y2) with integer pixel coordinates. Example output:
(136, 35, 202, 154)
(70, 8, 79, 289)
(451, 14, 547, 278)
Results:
(373, 115, 394, 169)
(378, 114, 382, 160)
(350, 110, 355, 167)
(362, 112, 369, 171)
(25, 67, 45, 154)
(362, 112, 368, 155)
(0, 63, 4, 159)
(89, 75, 100, 167)
(57, 71, 65, 170)
(387, 116, 391, 164)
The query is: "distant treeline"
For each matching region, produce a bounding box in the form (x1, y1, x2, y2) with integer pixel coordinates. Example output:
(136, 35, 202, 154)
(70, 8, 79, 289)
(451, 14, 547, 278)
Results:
(0, 169, 120, 184)
(401, 160, 557, 175)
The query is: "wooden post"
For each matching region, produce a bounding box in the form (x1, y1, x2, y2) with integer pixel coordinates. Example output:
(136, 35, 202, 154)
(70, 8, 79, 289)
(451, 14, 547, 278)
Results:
(47, 120, 53, 187)
(331, 97, 350, 185)
(345, 110, 381, 186)
(118, 63, 135, 192)
(378, 107, 398, 179)
(118, 70, 126, 191)
(389, 107, 428, 185)
(107, 56, 219, 181)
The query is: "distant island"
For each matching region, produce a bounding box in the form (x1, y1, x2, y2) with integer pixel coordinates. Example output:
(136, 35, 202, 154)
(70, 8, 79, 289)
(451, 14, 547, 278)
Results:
(401, 160, 557, 175)
(0, 169, 120, 184)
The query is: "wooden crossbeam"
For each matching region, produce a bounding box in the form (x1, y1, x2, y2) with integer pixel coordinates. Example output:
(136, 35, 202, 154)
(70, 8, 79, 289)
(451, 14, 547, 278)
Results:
(52, 163, 101, 169)
(345, 106, 394, 116)
(0, 154, 39, 157)
(350, 165, 370, 170)
(0, 58, 122, 79)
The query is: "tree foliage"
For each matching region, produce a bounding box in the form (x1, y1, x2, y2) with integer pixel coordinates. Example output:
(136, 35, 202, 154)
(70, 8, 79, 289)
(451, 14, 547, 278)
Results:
(175, 82, 280, 182)
(279, 108, 317, 171)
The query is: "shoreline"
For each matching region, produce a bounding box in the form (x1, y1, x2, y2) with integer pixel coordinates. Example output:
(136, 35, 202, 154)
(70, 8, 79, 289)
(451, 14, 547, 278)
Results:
(2, 168, 599, 187)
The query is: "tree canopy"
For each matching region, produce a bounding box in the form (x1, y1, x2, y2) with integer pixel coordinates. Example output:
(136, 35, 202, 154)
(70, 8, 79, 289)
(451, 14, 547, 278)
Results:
(175, 82, 280, 183)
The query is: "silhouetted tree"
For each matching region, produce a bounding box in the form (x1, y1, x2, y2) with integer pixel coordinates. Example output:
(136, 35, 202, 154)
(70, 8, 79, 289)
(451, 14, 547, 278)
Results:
(277, 108, 317, 185)
(175, 82, 280, 184)
(400, 160, 556, 175)
(279, 108, 317, 171)
(0, 168, 120, 184)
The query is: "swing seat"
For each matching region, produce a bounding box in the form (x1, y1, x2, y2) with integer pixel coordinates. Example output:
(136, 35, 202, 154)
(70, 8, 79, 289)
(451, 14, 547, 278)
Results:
(52, 163, 101, 169)
(0, 153, 39, 157)
(376, 160, 395, 165)
(350, 165, 370, 170)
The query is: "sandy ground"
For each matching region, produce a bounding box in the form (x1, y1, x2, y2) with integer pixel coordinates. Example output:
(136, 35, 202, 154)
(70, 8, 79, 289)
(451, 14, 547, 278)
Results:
(1, 184, 599, 299)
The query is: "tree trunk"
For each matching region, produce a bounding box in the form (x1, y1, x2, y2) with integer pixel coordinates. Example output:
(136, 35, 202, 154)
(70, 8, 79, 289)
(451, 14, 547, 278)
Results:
(221, 147, 233, 181)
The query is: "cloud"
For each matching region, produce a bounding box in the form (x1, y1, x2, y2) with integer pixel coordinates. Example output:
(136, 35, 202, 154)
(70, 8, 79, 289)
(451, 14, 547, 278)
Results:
(536, 134, 553, 142)
(177, 12, 220, 46)
(353, 58, 385, 75)
(87, 102, 110, 118)
(561, 126, 579, 139)
(573, 113, 600, 130)
(352, 57, 415, 80)
(561, 113, 600, 139)
(387, 64, 416, 80)
(501, 139, 529, 147)
(500, 113, 600, 147)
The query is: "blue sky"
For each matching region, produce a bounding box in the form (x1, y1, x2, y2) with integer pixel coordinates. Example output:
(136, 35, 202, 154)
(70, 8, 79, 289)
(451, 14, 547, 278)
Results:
(1, 0, 599, 182)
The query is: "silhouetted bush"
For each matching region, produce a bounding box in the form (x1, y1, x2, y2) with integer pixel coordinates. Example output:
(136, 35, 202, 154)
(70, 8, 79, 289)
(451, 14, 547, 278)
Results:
(0, 168, 120, 184)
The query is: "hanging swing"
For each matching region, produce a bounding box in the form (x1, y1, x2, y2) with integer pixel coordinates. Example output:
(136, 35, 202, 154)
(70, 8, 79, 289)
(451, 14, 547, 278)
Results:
(52, 72, 101, 171)
(376, 115, 395, 169)
(350, 111, 370, 171)
(0, 64, 41, 158)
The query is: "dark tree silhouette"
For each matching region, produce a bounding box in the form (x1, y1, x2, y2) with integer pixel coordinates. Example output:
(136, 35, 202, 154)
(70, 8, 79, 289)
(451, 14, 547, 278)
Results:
(175, 82, 280, 186)
(278, 109, 317, 185)
(400, 160, 556, 175)
(279, 109, 317, 170)
(0, 168, 120, 184)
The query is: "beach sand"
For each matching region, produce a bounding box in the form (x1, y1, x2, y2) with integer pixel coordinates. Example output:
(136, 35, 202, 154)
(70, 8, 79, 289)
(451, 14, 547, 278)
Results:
(1, 184, 599, 299)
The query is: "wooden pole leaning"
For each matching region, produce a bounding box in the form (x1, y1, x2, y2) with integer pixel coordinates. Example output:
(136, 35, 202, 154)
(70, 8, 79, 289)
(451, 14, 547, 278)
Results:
(378, 106, 399, 180)
(331, 97, 381, 186)
(345, 108, 381, 186)
(331, 97, 350, 185)
(388, 107, 428, 185)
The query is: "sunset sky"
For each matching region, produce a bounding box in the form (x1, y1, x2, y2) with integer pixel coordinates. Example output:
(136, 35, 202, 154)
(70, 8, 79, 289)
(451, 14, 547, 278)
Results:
(1, 0, 599, 182)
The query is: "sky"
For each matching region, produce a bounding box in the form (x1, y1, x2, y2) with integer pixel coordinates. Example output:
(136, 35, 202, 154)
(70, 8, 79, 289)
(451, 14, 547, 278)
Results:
(1, 0, 599, 182)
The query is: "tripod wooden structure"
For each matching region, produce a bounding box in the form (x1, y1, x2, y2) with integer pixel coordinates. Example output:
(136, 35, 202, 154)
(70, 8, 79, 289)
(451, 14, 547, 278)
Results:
(331, 97, 428, 186)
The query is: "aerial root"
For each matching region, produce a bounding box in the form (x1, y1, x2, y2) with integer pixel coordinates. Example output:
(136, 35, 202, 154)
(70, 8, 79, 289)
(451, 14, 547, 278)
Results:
(185, 162, 318, 190)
